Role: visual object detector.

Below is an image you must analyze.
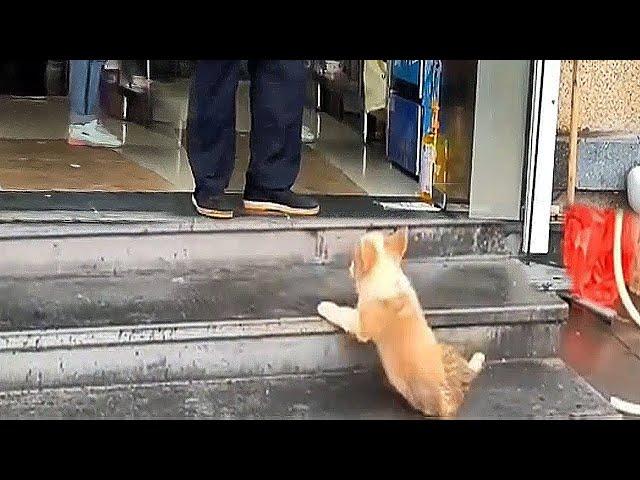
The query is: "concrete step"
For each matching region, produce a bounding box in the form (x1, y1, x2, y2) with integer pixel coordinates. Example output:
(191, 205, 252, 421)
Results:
(0, 192, 567, 411)
(0, 258, 565, 331)
(0, 193, 521, 276)
(0, 359, 619, 419)
(0, 257, 567, 390)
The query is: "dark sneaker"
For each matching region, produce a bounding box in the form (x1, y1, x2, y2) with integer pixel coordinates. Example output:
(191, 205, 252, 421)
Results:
(243, 187, 320, 216)
(191, 193, 235, 219)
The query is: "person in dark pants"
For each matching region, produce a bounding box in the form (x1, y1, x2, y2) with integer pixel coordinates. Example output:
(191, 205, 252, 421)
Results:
(187, 60, 319, 218)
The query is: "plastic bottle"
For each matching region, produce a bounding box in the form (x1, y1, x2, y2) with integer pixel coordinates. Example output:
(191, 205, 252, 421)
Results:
(419, 102, 439, 202)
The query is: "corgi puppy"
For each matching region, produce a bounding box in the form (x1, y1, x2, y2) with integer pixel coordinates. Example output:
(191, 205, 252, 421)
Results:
(317, 227, 485, 417)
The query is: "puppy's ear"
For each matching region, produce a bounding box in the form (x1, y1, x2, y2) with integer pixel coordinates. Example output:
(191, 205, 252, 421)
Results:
(354, 238, 377, 276)
(384, 227, 409, 261)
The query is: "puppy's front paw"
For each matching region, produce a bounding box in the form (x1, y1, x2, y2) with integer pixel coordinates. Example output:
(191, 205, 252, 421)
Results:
(317, 301, 339, 322)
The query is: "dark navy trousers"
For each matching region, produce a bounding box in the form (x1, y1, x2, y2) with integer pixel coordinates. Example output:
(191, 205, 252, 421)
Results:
(187, 60, 305, 196)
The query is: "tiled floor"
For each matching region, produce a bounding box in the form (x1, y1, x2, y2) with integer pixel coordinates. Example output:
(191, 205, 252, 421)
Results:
(0, 139, 173, 191)
(0, 94, 418, 196)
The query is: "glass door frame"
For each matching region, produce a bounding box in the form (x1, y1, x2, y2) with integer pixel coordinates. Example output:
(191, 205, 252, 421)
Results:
(521, 60, 562, 255)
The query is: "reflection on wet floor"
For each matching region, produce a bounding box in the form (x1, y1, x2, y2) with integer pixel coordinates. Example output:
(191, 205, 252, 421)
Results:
(561, 303, 640, 409)
(0, 139, 173, 191)
(0, 95, 418, 196)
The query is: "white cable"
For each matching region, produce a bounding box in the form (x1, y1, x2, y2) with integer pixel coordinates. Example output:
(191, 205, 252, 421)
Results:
(610, 396, 640, 416)
(608, 209, 640, 415)
(613, 209, 640, 328)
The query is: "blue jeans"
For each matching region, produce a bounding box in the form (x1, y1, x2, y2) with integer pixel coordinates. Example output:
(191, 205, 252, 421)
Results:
(68, 60, 106, 124)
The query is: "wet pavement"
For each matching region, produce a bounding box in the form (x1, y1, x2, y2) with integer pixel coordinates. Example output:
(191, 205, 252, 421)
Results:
(0, 358, 618, 419)
(458, 358, 619, 419)
(560, 304, 640, 408)
(0, 298, 635, 419)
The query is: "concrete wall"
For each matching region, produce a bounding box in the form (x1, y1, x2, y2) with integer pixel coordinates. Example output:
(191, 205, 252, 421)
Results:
(558, 60, 640, 134)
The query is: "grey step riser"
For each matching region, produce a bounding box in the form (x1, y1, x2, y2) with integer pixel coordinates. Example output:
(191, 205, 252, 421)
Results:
(0, 225, 521, 278)
(0, 322, 560, 391)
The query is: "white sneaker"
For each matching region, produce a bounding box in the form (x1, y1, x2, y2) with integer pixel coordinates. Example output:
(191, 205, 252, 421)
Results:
(130, 75, 152, 90)
(301, 125, 316, 144)
(68, 120, 123, 148)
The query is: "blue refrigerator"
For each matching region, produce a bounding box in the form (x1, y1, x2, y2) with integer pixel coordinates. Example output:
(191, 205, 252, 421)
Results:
(387, 60, 442, 177)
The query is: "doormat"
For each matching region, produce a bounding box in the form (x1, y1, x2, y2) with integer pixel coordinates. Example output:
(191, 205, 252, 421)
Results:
(0, 139, 174, 191)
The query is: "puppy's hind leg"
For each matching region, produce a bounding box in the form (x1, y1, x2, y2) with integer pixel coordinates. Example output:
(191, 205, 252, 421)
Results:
(468, 352, 486, 374)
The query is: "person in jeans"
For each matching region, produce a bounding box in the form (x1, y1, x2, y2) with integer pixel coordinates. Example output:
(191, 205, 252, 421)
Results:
(67, 60, 122, 148)
(187, 60, 319, 218)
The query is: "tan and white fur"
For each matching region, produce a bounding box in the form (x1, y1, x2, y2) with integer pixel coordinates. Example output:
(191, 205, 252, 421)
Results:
(317, 228, 485, 417)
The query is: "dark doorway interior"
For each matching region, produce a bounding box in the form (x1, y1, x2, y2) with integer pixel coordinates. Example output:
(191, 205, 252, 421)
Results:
(0, 61, 48, 96)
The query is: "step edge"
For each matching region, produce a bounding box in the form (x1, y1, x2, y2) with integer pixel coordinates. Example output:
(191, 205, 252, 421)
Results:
(0, 305, 567, 353)
(0, 216, 520, 240)
(0, 367, 372, 398)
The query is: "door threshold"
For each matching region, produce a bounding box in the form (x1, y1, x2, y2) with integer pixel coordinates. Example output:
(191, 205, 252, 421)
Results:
(0, 191, 517, 240)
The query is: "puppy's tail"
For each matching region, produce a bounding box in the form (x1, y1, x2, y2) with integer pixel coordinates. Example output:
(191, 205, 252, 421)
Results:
(468, 352, 486, 374)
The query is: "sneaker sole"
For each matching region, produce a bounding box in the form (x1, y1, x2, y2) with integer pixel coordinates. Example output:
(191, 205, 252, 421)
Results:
(243, 200, 320, 216)
(191, 195, 233, 219)
(67, 138, 122, 149)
